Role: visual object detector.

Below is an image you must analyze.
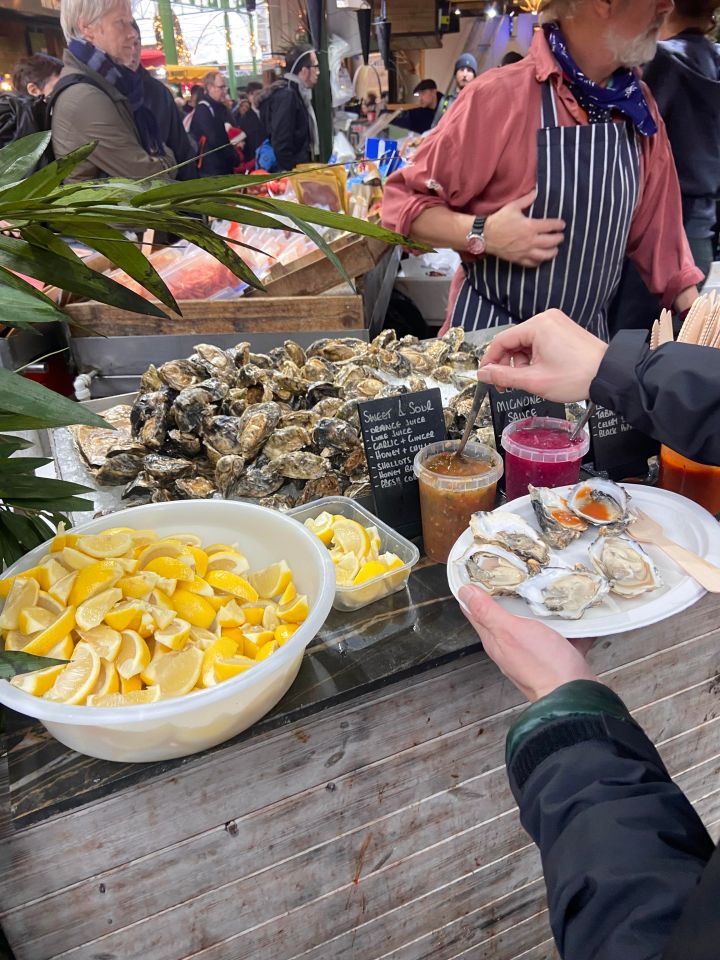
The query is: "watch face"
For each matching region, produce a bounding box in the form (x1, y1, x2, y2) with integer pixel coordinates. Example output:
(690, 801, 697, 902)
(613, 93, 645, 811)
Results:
(466, 233, 486, 256)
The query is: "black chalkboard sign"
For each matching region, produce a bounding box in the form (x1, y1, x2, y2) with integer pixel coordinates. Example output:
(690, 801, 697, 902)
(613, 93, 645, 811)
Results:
(358, 388, 447, 538)
(589, 404, 659, 480)
(488, 387, 566, 451)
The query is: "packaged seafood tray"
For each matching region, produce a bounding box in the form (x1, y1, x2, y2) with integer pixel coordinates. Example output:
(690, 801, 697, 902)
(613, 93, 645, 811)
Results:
(289, 497, 420, 612)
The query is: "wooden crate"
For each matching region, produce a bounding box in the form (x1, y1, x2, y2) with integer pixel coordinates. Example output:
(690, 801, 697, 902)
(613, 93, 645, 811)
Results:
(64, 294, 364, 338)
(257, 234, 390, 299)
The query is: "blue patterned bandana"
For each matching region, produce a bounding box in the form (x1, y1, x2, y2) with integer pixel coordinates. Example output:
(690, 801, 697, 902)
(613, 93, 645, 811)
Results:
(543, 23, 658, 136)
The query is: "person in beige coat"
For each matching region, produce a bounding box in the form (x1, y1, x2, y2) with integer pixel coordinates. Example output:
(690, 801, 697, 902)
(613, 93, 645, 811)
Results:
(52, 0, 176, 182)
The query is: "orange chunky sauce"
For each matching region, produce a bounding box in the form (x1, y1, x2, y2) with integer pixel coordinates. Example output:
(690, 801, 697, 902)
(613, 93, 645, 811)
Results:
(418, 453, 498, 563)
(659, 446, 720, 516)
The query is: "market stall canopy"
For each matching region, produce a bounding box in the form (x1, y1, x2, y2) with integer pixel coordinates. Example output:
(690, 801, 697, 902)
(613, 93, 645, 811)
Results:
(165, 64, 217, 83)
(141, 48, 166, 68)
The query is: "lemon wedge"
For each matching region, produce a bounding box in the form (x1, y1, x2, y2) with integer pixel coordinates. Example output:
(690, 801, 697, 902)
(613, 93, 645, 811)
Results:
(144, 556, 195, 582)
(47, 635, 75, 659)
(304, 511, 334, 545)
(116, 629, 151, 679)
(44, 643, 100, 705)
(142, 645, 202, 696)
(154, 617, 192, 650)
(353, 560, 391, 585)
(274, 623, 298, 646)
(69, 560, 122, 607)
(76, 624, 122, 660)
(103, 600, 144, 632)
(75, 587, 123, 632)
(200, 636, 239, 687)
(87, 687, 162, 707)
(22, 606, 76, 656)
(214, 655, 255, 682)
(0, 577, 39, 631)
(206, 570, 258, 602)
(171, 589, 217, 629)
(205, 551, 250, 576)
(215, 599, 246, 629)
(277, 595, 309, 624)
(249, 561, 292, 600)
(18, 605, 55, 636)
(10, 663, 66, 696)
(47, 570, 78, 606)
(75, 531, 132, 559)
(255, 639, 279, 661)
(331, 518, 370, 559)
(90, 659, 120, 698)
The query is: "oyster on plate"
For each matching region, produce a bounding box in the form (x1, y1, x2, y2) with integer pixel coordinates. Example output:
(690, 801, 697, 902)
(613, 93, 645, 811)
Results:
(462, 545, 530, 596)
(589, 536, 662, 597)
(568, 479, 629, 527)
(470, 511, 550, 567)
(528, 485, 589, 549)
(515, 566, 610, 620)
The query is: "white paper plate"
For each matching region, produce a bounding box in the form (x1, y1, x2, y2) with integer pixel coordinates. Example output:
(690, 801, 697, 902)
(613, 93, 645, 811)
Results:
(446, 484, 720, 638)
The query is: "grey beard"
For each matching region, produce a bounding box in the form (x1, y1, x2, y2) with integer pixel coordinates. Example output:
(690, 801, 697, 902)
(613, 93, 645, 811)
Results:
(606, 25, 661, 69)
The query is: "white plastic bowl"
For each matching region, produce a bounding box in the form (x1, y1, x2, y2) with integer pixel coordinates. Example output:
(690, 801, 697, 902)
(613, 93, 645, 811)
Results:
(0, 500, 335, 763)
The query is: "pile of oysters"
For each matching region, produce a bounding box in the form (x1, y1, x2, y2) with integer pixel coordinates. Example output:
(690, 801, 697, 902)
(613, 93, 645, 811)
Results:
(70, 327, 489, 510)
(461, 479, 662, 620)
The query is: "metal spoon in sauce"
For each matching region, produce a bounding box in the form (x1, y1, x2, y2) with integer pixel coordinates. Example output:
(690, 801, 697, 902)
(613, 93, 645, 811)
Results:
(568, 401, 595, 443)
(454, 381, 489, 460)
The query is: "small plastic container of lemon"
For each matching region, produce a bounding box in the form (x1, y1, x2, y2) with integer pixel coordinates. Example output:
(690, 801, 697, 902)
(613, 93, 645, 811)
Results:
(289, 497, 419, 612)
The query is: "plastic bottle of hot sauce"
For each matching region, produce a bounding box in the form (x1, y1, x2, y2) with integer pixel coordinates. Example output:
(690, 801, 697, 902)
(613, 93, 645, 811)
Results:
(414, 440, 503, 563)
(501, 417, 590, 501)
(659, 446, 720, 516)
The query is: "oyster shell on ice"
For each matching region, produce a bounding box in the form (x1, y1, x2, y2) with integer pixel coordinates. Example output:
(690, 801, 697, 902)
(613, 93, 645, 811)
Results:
(470, 512, 550, 567)
(461, 545, 530, 596)
(589, 536, 662, 598)
(516, 567, 610, 620)
(70, 404, 133, 468)
(528, 485, 589, 549)
(568, 479, 629, 528)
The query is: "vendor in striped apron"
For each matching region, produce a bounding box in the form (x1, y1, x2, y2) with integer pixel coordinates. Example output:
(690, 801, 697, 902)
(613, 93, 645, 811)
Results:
(382, 0, 702, 342)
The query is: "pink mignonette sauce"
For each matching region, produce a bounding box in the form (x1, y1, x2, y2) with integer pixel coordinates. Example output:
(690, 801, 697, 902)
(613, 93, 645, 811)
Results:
(501, 417, 590, 501)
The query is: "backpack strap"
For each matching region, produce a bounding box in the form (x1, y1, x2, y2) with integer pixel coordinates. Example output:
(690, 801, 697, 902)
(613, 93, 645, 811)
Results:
(46, 73, 108, 118)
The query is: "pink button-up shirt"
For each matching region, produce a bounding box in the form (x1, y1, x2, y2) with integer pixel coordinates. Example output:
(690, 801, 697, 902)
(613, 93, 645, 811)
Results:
(382, 30, 702, 310)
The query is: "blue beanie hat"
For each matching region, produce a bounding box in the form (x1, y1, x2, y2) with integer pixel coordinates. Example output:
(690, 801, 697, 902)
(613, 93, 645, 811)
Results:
(455, 53, 478, 75)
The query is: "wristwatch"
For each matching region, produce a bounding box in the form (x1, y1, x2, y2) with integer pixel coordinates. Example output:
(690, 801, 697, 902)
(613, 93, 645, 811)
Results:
(465, 215, 487, 256)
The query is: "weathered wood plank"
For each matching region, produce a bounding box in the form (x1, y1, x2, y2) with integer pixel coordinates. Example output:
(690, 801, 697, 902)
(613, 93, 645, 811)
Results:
(4, 594, 720, 960)
(258, 235, 388, 298)
(12, 628, 720, 959)
(27, 657, 720, 960)
(65, 295, 365, 337)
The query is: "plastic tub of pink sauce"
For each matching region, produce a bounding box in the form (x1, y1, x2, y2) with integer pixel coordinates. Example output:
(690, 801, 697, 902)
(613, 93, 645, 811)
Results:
(501, 417, 590, 501)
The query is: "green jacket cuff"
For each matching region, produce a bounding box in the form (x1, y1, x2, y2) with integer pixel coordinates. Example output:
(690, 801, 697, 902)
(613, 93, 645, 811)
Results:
(505, 679, 635, 767)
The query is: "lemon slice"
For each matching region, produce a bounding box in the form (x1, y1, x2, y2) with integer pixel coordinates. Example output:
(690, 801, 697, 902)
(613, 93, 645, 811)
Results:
(205, 543, 240, 556)
(3, 630, 28, 650)
(277, 595, 309, 624)
(49, 532, 77, 553)
(149, 587, 174, 609)
(75, 531, 132, 559)
(146, 604, 176, 630)
(255, 639, 279, 661)
(241, 605, 265, 626)
(205, 551, 250, 576)
(18, 605, 55, 636)
(304, 511, 334, 545)
(116, 629, 151, 679)
(366, 526, 383, 557)
(200, 636, 239, 687)
(214, 655, 255, 682)
(242, 627, 275, 648)
(22, 606, 76, 656)
(142, 645, 203, 696)
(155, 617, 192, 650)
(35, 558, 70, 591)
(75, 587, 123, 632)
(0, 577, 39, 631)
(206, 570, 258, 602)
(279, 581, 297, 605)
(262, 604, 279, 631)
(331, 518, 370, 559)
(334, 553, 359, 586)
(44, 643, 100, 705)
(183, 576, 213, 597)
(167, 533, 203, 547)
(127, 529, 159, 549)
(137, 540, 183, 567)
(353, 560, 390, 585)
(118, 572, 158, 600)
(36, 591, 65, 615)
(76, 624, 122, 661)
(144, 556, 195, 582)
(215, 599, 246, 629)
(188, 547, 208, 578)
(249, 561, 292, 600)
(0, 567, 44, 598)
(137, 611, 156, 638)
(60, 547, 99, 571)
(171, 589, 217, 629)
(120, 673, 143, 694)
(103, 600, 144, 632)
(47, 635, 75, 659)
(11, 663, 66, 696)
(87, 687, 162, 707)
(188, 626, 219, 650)
(48, 570, 78, 606)
(90, 659, 120, 698)
(274, 623, 298, 646)
(69, 560, 122, 607)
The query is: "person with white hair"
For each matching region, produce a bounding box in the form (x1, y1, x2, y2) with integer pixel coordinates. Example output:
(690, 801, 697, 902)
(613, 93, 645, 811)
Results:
(51, 0, 176, 181)
(383, 0, 702, 340)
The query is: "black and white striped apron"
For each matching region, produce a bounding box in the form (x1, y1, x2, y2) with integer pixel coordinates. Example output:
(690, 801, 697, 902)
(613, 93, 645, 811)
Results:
(450, 81, 641, 341)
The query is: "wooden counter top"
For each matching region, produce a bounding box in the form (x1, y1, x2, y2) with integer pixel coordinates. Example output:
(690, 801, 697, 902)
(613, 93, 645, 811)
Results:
(2, 562, 720, 960)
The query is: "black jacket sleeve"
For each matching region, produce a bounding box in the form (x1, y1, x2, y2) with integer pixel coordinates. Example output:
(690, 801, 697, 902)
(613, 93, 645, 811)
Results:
(590, 330, 720, 466)
(189, 100, 236, 176)
(267, 87, 301, 171)
(509, 682, 715, 960)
